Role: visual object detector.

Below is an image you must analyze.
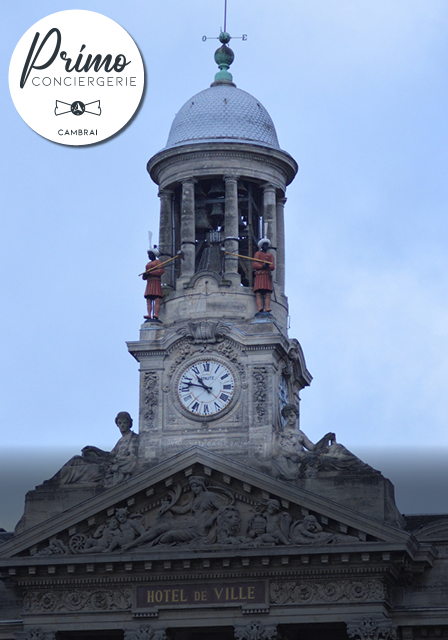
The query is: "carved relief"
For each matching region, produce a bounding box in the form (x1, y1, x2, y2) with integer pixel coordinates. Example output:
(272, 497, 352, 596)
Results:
(270, 579, 386, 605)
(246, 501, 358, 546)
(234, 621, 278, 640)
(166, 340, 193, 384)
(179, 320, 230, 344)
(23, 588, 132, 613)
(217, 340, 246, 386)
(53, 479, 363, 556)
(143, 372, 159, 428)
(69, 508, 145, 553)
(120, 476, 236, 550)
(253, 367, 268, 423)
(14, 630, 56, 640)
(124, 626, 167, 640)
(346, 618, 397, 640)
(30, 537, 68, 557)
(216, 506, 247, 545)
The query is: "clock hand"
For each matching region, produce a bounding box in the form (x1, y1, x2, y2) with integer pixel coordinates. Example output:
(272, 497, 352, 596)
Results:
(186, 381, 212, 392)
(194, 375, 212, 393)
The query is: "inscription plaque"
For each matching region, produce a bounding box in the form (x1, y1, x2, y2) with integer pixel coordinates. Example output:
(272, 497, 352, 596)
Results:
(135, 581, 266, 609)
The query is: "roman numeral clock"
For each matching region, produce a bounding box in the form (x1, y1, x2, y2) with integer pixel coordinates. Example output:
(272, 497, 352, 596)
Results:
(177, 360, 236, 418)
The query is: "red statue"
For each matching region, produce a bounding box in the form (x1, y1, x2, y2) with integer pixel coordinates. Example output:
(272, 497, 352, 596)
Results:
(253, 238, 275, 313)
(143, 249, 164, 321)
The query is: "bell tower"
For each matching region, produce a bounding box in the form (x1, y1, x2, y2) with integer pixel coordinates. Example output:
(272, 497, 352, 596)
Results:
(127, 33, 312, 468)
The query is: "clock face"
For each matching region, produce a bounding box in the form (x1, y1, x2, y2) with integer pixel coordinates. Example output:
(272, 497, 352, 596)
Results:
(177, 360, 235, 417)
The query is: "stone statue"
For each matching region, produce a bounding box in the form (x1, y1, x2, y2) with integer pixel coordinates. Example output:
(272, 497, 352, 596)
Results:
(271, 404, 334, 480)
(58, 412, 138, 487)
(123, 476, 234, 549)
(253, 237, 275, 313)
(142, 249, 164, 322)
(270, 404, 377, 480)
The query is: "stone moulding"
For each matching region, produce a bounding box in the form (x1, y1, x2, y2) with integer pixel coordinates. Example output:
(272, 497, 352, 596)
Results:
(147, 144, 298, 190)
(270, 578, 386, 605)
(23, 587, 132, 613)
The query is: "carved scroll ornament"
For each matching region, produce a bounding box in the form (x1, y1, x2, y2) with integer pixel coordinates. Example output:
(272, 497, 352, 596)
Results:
(24, 588, 132, 613)
(346, 618, 397, 640)
(234, 621, 278, 640)
(124, 626, 167, 640)
(270, 579, 386, 605)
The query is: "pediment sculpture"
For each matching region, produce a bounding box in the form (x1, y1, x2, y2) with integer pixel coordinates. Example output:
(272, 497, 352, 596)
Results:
(28, 475, 365, 556)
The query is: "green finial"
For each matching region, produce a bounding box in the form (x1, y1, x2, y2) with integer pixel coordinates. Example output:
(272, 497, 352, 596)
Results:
(214, 32, 234, 83)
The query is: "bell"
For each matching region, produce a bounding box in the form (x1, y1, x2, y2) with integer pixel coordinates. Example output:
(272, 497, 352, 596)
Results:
(195, 183, 208, 200)
(195, 204, 213, 229)
(237, 181, 248, 197)
(208, 179, 225, 199)
(210, 202, 224, 221)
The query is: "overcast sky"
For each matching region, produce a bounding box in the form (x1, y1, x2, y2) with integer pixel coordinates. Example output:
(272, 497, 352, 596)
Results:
(1, 0, 448, 530)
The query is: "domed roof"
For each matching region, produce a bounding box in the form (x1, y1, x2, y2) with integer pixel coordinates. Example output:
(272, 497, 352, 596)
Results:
(165, 83, 280, 150)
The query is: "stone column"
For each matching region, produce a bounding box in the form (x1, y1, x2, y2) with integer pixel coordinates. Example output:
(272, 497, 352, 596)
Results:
(276, 195, 286, 294)
(179, 179, 196, 282)
(223, 174, 240, 284)
(158, 188, 174, 288)
(262, 183, 277, 281)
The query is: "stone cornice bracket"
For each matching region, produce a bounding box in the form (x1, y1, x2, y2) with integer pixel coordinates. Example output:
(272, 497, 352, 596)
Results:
(181, 177, 198, 185)
(346, 617, 397, 640)
(124, 626, 168, 640)
(14, 631, 56, 640)
(157, 188, 174, 197)
(234, 621, 278, 640)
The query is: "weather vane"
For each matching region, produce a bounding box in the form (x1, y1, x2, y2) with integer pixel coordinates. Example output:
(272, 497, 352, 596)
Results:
(202, 0, 247, 42)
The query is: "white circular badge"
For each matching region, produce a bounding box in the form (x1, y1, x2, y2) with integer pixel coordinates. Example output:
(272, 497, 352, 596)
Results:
(9, 10, 144, 146)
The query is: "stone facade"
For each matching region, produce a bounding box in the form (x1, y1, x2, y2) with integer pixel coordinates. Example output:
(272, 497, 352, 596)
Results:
(1, 33, 447, 640)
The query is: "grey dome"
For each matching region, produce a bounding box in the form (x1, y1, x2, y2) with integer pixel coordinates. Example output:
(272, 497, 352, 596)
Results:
(166, 84, 280, 150)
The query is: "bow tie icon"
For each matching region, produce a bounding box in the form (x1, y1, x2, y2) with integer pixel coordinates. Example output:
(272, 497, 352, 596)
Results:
(54, 100, 101, 116)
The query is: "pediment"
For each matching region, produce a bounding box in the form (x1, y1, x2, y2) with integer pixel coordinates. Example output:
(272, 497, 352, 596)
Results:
(0, 447, 413, 562)
(413, 518, 448, 543)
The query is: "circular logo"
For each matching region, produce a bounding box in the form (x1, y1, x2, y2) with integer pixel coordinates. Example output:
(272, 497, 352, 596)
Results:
(70, 101, 85, 116)
(9, 10, 145, 146)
